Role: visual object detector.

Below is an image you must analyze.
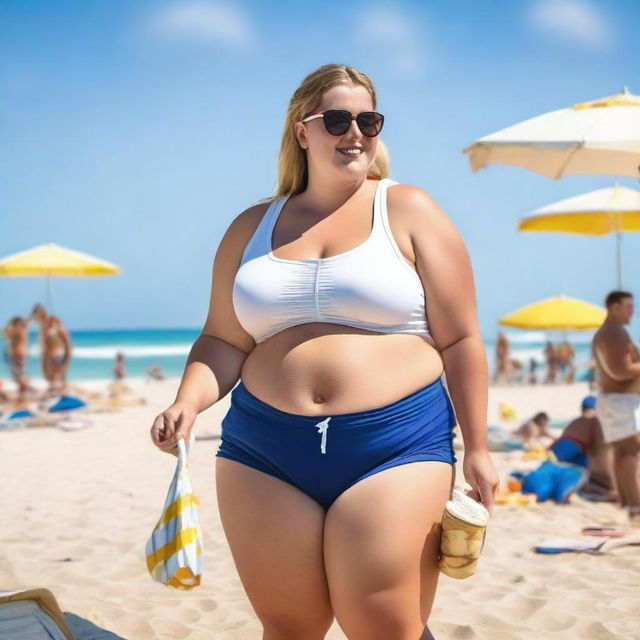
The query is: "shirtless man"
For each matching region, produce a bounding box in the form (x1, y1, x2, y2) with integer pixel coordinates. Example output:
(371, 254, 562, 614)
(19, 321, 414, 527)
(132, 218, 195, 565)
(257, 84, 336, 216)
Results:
(592, 291, 640, 525)
(30, 304, 73, 393)
(2, 316, 33, 401)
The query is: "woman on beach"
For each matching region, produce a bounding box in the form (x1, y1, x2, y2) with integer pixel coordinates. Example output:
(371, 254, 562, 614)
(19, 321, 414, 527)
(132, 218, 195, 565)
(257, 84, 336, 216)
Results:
(31, 305, 73, 393)
(151, 64, 498, 639)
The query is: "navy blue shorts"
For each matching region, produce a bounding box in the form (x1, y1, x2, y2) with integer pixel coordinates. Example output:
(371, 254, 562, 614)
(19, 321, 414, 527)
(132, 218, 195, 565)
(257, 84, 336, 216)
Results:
(216, 377, 457, 510)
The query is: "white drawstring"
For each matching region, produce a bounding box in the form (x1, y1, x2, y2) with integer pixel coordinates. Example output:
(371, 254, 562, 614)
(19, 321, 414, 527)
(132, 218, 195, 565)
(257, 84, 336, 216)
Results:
(315, 417, 331, 454)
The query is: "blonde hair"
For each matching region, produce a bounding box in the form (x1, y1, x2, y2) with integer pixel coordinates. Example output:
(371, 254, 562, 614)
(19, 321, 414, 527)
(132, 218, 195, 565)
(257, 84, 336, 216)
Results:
(275, 64, 390, 197)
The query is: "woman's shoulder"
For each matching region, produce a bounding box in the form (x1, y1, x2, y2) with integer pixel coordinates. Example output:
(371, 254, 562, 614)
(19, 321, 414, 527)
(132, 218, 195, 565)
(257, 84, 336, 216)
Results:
(386, 181, 448, 221)
(385, 180, 459, 247)
(224, 197, 278, 239)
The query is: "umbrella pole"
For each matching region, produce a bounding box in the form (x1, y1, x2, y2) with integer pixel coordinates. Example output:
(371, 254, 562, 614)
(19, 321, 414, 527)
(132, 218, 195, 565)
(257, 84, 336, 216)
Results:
(46, 276, 53, 314)
(616, 230, 623, 289)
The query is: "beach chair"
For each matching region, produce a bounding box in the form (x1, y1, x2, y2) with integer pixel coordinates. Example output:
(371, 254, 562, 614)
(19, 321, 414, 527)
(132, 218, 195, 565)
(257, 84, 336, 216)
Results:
(0, 588, 74, 640)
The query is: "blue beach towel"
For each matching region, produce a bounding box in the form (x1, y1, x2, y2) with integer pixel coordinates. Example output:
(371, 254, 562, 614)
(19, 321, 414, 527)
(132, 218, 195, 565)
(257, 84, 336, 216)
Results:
(48, 396, 87, 413)
(9, 410, 36, 419)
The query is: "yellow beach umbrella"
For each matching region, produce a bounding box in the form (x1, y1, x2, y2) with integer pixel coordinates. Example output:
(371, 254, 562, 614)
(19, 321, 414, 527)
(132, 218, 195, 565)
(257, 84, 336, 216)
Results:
(499, 294, 606, 330)
(0, 242, 121, 311)
(464, 87, 640, 178)
(518, 185, 640, 288)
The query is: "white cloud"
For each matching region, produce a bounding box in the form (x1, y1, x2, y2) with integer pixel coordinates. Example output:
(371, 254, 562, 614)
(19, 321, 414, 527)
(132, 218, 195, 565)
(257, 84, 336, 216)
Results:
(358, 7, 427, 75)
(148, 1, 255, 50)
(529, 0, 612, 49)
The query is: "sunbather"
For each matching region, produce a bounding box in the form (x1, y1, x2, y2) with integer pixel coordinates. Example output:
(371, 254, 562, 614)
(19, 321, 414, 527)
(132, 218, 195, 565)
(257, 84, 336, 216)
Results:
(513, 411, 552, 449)
(146, 364, 165, 381)
(519, 396, 617, 503)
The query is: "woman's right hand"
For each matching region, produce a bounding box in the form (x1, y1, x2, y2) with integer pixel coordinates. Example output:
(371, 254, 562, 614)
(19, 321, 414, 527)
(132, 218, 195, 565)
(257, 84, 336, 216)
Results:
(150, 402, 197, 456)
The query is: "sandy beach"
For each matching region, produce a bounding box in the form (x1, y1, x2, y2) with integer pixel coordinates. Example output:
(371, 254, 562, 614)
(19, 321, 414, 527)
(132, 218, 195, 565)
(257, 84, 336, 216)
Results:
(2, 377, 639, 640)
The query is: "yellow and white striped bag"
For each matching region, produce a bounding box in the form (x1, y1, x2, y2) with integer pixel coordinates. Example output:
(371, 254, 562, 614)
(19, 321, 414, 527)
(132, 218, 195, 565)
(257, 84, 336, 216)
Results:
(146, 437, 203, 589)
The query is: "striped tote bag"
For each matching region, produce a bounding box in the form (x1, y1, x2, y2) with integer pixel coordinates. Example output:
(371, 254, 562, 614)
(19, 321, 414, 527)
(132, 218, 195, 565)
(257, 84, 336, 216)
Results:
(146, 437, 203, 588)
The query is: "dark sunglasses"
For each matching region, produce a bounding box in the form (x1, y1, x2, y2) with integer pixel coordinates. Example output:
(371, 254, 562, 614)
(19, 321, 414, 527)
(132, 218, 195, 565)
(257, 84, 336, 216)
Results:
(300, 109, 384, 137)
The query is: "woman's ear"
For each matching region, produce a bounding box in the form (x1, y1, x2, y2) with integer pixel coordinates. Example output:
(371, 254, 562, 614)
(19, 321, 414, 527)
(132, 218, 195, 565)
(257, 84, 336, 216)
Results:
(294, 122, 307, 149)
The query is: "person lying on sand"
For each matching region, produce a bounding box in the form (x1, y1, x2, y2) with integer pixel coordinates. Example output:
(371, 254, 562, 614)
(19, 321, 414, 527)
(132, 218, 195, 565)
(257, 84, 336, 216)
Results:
(56, 383, 146, 408)
(518, 396, 617, 504)
(145, 365, 165, 381)
(513, 411, 553, 449)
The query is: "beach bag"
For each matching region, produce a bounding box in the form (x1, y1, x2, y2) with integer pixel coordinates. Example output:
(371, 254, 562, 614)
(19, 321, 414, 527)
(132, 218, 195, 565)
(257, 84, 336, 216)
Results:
(145, 438, 203, 588)
(438, 489, 490, 579)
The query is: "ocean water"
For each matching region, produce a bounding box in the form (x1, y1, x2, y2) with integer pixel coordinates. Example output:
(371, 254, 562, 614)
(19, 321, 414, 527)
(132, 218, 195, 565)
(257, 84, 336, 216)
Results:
(1, 328, 198, 382)
(0, 328, 597, 382)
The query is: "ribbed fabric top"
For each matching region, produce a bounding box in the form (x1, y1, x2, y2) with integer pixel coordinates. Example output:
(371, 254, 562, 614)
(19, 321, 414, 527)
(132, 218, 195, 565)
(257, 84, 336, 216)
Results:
(232, 178, 432, 344)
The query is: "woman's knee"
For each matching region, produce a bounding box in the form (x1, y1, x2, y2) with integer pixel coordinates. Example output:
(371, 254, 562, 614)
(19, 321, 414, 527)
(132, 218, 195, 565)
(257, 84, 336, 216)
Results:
(259, 609, 334, 640)
(340, 590, 424, 640)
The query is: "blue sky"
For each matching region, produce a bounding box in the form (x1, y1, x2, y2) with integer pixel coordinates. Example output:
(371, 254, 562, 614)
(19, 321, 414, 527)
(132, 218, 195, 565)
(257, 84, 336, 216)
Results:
(1, 0, 639, 339)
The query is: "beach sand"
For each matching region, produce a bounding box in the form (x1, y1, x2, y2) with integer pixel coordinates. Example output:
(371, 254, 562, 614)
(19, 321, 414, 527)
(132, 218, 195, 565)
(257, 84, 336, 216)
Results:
(2, 378, 639, 639)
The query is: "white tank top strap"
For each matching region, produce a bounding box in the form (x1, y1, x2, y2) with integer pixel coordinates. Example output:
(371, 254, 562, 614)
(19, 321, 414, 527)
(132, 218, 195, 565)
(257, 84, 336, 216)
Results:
(240, 196, 285, 265)
(262, 195, 289, 256)
(376, 178, 410, 267)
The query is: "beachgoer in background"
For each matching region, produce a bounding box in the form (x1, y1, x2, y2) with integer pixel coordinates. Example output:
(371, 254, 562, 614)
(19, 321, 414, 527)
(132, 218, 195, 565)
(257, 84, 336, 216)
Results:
(557, 340, 576, 383)
(574, 395, 618, 501)
(114, 352, 127, 381)
(543, 341, 558, 384)
(592, 290, 640, 526)
(578, 359, 598, 391)
(150, 63, 497, 638)
(519, 396, 616, 504)
(2, 316, 34, 401)
(30, 305, 73, 393)
(47, 316, 72, 392)
(513, 411, 553, 449)
(508, 358, 524, 384)
(549, 396, 603, 467)
(146, 364, 165, 381)
(527, 357, 538, 385)
(493, 331, 510, 384)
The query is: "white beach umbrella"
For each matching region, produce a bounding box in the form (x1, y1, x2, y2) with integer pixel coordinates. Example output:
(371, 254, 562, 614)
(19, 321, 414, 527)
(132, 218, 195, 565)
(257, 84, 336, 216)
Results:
(464, 87, 640, 178)
(518, 185, 640, 287)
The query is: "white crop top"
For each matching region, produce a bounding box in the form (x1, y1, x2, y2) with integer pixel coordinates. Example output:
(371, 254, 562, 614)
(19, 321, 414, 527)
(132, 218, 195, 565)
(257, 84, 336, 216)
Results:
(232, 178, 433, 344)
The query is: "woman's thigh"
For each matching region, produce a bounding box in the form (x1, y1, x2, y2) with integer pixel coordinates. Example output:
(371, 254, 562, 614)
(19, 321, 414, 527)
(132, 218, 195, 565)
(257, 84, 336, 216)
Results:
(324, 461, 453, 640)
(215, 458, 334, 637)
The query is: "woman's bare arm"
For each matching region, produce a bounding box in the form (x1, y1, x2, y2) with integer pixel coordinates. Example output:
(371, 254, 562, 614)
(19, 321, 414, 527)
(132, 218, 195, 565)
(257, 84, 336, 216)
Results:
(396, 185, 488, 452)
(152, 202, 268, 453)
(175, 203, 268, 411)
(389, 184, 498, 508)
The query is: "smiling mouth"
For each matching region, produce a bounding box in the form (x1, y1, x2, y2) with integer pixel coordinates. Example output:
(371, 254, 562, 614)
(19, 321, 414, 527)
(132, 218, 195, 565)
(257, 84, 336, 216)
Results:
(337, 148, 363, 158)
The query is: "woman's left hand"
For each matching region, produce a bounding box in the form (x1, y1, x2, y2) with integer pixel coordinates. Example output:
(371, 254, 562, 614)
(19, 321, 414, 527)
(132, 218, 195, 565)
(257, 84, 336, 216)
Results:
(462, 449, 499, 515)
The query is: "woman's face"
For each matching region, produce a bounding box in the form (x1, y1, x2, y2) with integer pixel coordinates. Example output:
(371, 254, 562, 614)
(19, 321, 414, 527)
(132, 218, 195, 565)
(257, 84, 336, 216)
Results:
(295, 83, 378, 183)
